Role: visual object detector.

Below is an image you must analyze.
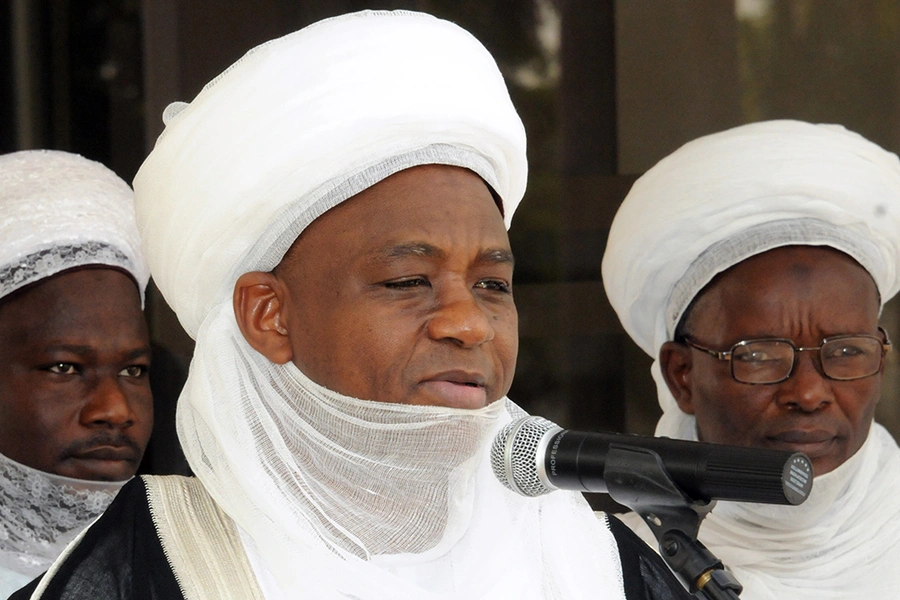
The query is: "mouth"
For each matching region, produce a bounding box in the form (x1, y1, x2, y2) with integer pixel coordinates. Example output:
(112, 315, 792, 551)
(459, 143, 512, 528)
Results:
(765, 430, 838, 458)
(419, 371, 489, 409)
(74, 446, 140, 462)
(65, 445, 140, 481)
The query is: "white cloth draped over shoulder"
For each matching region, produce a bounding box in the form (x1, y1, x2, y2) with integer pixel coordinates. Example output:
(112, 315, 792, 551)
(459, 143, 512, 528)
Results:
(620, 422, 900, 599)
(0, 150, 149, 303)
(603, 120, 900, 598)
(134, 10, 626, 599)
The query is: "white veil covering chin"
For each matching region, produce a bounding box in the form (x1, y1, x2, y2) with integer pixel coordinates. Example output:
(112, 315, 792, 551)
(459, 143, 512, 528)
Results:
(695, 423, 900, 599)
(0, 453, 124, 582)
(0, 149, 149, 302)
(181, 304, 625, 599)
(135, 10, 626, 599)
(603, 120, 900, 598)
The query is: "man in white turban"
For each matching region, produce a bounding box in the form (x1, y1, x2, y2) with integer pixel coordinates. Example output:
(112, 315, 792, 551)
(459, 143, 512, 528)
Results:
(13, 10, 689, 600)
(603, 119, 900, 599)
(0, 150, 153, 596)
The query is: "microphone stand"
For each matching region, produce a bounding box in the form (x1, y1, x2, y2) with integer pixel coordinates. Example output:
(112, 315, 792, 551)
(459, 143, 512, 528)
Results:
(604, 444, 743, 600)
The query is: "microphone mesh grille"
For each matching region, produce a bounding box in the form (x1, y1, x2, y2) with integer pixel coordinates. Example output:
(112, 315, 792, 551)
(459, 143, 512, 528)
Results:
(490, 416, 557, 496)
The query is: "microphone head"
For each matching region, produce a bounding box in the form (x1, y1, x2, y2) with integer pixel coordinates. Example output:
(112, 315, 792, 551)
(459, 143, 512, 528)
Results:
(491, 416, 560, 496)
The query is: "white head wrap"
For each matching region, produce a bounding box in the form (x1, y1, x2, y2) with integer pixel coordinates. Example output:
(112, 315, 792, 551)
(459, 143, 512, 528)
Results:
(0, 150, 149, 302)
(135, 10, 626, 599)
(604, 120, 900, 598)
(135, 10, 527, 339)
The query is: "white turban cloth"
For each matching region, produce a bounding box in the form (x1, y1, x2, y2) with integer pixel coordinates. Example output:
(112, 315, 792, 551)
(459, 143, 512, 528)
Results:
(603, 120, 900, 599)
(135, 10, 528, 339)
(134, 10, 626, 600)
(0, 150, 149, 302)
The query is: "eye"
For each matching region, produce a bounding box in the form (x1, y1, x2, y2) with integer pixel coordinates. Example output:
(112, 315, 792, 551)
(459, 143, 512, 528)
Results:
(828, 345, 860, 358)
(734, 351, 767, 363)
(474, 279, 511, 294)
(384, 277, 431, 289)
(119, 365, 148, 378)
(733, 346, 786, 364)
(47, 363, 79, 375)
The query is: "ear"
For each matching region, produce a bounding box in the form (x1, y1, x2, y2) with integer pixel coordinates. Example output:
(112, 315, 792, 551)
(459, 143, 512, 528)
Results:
(659, 341, 695, 415)
(233, 271, 293, 364)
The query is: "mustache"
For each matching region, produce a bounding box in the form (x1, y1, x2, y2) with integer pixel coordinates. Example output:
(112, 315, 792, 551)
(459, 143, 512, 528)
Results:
(57, 432, 142, 462)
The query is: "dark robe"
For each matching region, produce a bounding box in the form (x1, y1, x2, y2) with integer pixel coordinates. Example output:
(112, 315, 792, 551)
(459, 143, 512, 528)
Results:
(11, 477, 690, 600)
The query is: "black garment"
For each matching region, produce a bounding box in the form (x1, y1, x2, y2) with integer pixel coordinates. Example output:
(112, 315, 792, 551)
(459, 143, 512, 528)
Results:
(607, 515, 691, 600)
(9, 479, 182, 600)
(12, 478, 690, 600)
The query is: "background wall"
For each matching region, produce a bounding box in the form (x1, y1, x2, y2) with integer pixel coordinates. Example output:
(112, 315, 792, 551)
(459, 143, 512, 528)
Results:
(4, 1, 900, 478)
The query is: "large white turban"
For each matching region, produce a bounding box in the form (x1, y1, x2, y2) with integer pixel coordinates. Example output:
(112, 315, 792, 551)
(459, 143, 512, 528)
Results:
(134, 9, 527, 338)
(0, 150, 149, 301)
(602, 119, 900, 432)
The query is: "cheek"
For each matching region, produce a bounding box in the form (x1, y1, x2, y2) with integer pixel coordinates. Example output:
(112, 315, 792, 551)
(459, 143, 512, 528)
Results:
(293, 306, 417, 397)
(692, 379, 772, 444)
(0, 383, 74, 466)
(129, 386, 155, 448)
(836, 380, 880, 428)
(494, 311, 518, 369)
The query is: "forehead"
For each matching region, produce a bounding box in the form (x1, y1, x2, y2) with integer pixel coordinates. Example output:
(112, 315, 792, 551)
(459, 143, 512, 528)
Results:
(0, 268, 145, 345)
(690, 246, 880, 337)
(281, 165, 510, 266)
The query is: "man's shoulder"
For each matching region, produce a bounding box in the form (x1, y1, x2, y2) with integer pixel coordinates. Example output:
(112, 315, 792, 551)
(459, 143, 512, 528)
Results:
(10, 476, 190, 600)
(604, 513, 692, 600)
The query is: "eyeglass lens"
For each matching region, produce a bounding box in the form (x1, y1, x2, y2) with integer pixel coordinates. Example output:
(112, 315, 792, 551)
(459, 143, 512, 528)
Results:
(731, 337, 885, 384)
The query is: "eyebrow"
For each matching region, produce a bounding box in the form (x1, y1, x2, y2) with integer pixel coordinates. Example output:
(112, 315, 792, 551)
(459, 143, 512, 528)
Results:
(43, 345, 152, 361)
(372, 243, 515, 267)
(43, 344, 97, 356)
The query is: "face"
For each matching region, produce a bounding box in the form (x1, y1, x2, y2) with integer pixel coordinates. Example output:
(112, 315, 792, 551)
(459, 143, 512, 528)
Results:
(0, 268, 153, 481)
(272, 164, 517, 409)
(661, 246, 883, 475)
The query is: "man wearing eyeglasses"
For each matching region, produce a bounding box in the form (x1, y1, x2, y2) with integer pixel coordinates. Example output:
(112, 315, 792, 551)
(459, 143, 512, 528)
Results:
(602, 120, 900, 600)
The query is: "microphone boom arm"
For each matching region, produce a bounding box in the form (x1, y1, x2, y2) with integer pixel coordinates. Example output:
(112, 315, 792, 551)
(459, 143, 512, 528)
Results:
(605, 444, 742, 600)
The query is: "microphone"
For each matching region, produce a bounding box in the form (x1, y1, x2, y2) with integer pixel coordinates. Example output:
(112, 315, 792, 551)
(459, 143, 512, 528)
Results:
(491, 416, 812, 505)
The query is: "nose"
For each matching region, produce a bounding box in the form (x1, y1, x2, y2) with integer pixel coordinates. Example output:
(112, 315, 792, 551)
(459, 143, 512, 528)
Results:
(426, 284, 494, 348)
(773, 351, 834, 412)
(80, 374, 136, 429)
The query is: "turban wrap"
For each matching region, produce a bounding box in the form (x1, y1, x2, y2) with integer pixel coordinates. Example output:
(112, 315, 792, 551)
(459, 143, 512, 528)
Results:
(133, 11, 627, 600)
(135, 10, 527, 338)
(602, 119, 900, 434)
(0, 150, 149, 302)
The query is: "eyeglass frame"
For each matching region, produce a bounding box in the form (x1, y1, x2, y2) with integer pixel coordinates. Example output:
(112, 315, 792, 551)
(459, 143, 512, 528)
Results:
(681, 327, 892, 385)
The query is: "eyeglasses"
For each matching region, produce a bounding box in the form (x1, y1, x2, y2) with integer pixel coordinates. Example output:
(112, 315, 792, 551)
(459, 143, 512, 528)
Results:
(683, 328, 892, 385)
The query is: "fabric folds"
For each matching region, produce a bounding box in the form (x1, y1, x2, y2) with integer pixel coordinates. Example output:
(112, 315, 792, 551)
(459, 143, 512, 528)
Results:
(134, 10, 527, 338)
(0, 452, 124, 591)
